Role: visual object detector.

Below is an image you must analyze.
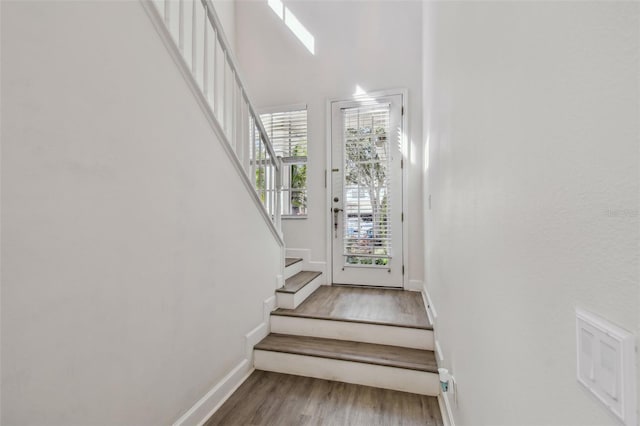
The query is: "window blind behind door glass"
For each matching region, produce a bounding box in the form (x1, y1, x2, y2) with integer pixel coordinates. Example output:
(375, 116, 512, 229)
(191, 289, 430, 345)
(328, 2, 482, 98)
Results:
(342, 104, 391, 266)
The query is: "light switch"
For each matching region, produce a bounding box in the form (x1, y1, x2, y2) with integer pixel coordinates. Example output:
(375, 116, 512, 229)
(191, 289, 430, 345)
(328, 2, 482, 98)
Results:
(576, 308, 636, 425)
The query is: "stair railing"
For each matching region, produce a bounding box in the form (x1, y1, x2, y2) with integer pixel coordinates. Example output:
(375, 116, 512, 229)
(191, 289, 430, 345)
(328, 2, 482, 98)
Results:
(145, 0, 282, 239)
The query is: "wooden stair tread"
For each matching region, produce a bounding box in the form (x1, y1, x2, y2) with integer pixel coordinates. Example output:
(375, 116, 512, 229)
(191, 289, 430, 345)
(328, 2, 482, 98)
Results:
(277, 271, 322, 294)
(285, 257, 303, 267)
(255, 333, 438, 373)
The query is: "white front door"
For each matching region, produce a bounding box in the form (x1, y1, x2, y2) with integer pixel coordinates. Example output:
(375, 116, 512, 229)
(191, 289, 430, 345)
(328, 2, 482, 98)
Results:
(330, 94, 404, 287)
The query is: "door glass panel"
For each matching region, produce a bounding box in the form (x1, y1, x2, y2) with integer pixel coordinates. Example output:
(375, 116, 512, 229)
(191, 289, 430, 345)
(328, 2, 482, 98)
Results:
(342, 105, 391, 267)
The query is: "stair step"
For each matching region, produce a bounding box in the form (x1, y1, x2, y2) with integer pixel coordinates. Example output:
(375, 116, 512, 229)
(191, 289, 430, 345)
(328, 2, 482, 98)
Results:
(254, 333, 440, 395)
(277, 271, 322, 294)
(270, 286, 434, 350)
(276, 271, 323, 310)
(285, 257, 303, 268)
(255, 333, 437, 372)
(270, 315, 433, 350)
(284, 257, 304, 280)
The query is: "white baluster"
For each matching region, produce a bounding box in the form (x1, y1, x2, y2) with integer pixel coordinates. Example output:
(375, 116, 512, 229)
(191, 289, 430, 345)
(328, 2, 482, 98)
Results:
(250, 119, 256, 190)
(275, 159, 282, 231)
(203, 3, 209, 100)
(222, 55, 227, 135)
(243, 99, 250, 174)
(231, 72, 237, 152)
(191, 0, 197, 74)
(270, 161, 275, 218)
(178, 0, 184, 52)
(164, 0, 171, 25)
(258, 136, 263, 196)
(212, 29, 217, 115)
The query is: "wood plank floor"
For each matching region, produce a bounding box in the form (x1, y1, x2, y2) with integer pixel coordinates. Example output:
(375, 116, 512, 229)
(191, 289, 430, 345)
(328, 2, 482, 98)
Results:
(273, 286, 431, 329)
(255, 334, 438, 372)
(204, 370, 444, 426)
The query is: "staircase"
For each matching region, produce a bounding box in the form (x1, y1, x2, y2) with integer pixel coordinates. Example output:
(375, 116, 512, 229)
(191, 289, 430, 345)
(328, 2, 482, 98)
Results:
(255, 259, 439, 396)
(276, 258, 323, 309)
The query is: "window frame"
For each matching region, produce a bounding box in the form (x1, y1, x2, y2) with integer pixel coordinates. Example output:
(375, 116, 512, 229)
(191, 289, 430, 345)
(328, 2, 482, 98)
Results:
(259, 104, 309, 219)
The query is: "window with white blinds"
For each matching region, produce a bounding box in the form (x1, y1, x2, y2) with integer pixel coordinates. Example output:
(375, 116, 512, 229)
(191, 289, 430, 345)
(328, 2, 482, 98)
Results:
(342, 104, 391, 266)
(260, 108, 308, 217)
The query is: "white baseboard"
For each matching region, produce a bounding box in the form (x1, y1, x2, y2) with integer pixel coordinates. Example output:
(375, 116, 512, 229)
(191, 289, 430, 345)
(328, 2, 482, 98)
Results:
(308, 262, 327, 284)
(245, 295, 275, 362)
(407, 279, 423, 291)
(422, 283, 437, 325)
(173, 295, 275, 426)
(435, 340, 444, 363)
(285, 248, 327, 284)
(173, 360, 253, 426)
(438, 393, 456, 426)
(285, 248, 311, 265)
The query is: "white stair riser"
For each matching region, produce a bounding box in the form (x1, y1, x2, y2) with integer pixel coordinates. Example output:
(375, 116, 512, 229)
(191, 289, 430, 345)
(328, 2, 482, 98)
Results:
(276, 275, 323, 310)
(254, 350, 440, 396)
(270, 316, 434, 350)
(284, 261, 303, 280)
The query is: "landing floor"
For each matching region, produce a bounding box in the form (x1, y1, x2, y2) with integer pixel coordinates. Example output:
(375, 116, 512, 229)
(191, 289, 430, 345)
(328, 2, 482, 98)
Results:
(273, 285, 431, 329)
(204, 370, 443, 426)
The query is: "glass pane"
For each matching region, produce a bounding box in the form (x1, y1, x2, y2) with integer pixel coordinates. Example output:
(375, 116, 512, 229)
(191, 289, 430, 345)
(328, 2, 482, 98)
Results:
(259, 109, 308, 216)
(342, 105, 391, 266)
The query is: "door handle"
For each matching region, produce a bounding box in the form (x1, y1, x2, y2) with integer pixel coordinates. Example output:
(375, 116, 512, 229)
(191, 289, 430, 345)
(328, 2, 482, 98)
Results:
(333, 208, 343, 238)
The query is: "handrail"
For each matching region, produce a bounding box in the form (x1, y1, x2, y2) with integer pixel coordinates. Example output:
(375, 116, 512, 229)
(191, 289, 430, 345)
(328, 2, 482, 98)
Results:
(147, 0, 282, 235)
(199, 0, 279, 165)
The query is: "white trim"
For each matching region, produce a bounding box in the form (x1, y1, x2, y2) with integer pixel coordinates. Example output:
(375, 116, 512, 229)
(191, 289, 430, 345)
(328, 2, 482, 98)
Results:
(400, 89, 410, 290)
(307, 261, 327, 279)
(258, 103, 308, 115)
(262, 296, 277, 332)
(172, 295, 275, 426)
(286, 248, 311, 265)
(285, 248, 327, 279)
(172, 360, 253, 426)
(421, 290, 434, 325)
(325, 99, 333, 285)
(325, 88, 409, 288)
(422, 282, 438, 324)
(437, 394, 456, 426)
(254, 350, 440, 396)
(282, 215, 308, 220)
(407, 279, 423, 292)
(141, 0, 284, 248)
(435, 340, 444, 363)
(270, 315, 434, 350)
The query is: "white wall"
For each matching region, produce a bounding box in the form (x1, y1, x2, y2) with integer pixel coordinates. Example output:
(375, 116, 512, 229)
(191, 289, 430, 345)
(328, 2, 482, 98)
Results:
(235, 0, 424, 284)
(423, 2, 639, 425)
(1, 1, 280, 424)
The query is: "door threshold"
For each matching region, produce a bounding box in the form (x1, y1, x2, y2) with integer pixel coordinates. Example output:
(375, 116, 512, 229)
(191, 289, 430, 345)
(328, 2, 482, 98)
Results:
(331, 283, 404, 291)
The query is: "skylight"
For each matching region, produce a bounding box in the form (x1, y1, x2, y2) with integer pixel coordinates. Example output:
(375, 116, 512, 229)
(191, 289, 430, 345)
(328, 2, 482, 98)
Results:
(267, 0, 315, 55)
